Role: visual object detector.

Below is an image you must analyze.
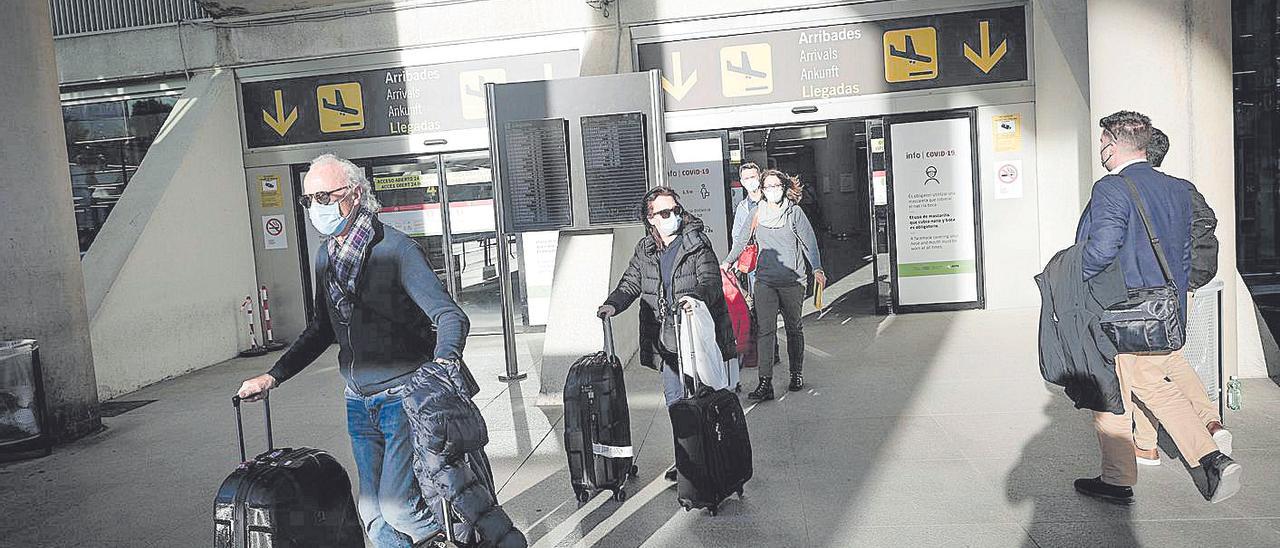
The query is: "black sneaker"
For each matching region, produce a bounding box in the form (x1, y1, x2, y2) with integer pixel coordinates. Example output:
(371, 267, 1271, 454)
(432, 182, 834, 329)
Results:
(1197, 451, 1242, 503)
(664, 465, 677, 482)
(788, 372, 804, 392)
(747, 377, 774, 401)
(1073, 476, 1134, 505)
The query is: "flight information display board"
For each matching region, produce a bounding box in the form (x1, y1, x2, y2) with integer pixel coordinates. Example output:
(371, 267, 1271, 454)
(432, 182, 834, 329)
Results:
(581, 113, 650, 225)
(500, 118, 573, 232)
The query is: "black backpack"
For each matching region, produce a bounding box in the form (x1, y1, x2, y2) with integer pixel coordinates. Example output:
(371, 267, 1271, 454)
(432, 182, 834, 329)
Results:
(1189, 186, 1218, 290)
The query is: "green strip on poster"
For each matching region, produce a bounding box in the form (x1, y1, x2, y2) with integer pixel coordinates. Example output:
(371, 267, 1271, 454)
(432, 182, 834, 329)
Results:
(899, 260, 976, 277)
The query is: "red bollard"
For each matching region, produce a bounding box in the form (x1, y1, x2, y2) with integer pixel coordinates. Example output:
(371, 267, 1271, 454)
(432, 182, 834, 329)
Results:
(259, 285, 287, 351)
(238, 296, 268, 358)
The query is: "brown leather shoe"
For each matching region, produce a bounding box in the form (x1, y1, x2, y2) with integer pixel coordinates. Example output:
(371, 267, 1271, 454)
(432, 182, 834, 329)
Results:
(1135, 447, 1160, 466)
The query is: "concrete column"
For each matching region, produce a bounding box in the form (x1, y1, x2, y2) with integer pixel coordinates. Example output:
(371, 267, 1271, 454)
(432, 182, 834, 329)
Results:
(1086, 0, 1239, 379)
(0, 3, 101, 440)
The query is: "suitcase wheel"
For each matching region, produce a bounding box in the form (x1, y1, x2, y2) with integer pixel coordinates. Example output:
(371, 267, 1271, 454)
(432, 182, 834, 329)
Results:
(629, 465, 639, 479)
(612, 488, 627, 502)
(576, 489, 591, 504)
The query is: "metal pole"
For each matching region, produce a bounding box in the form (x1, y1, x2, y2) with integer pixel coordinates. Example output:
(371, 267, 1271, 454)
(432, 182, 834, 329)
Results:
(488, 82, 525, 382)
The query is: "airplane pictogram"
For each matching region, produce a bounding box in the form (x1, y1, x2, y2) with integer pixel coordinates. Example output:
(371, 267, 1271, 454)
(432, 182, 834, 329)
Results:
(883, 27, 939, 82)
(725, 51, 768, 81)
(889, 35, 934, 70)
(719, 43, 773, 97)
(322, 90, 360, 119)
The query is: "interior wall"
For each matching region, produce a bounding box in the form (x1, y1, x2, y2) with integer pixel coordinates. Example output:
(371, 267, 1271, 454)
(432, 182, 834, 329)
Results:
(978, 103, 1041, 309)
(1031, 0, 1091, 264)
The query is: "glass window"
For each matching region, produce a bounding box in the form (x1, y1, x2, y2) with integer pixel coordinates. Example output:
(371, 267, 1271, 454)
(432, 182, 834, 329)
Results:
(62, 94, 178, 255)
(1233, 0, 1280, 277)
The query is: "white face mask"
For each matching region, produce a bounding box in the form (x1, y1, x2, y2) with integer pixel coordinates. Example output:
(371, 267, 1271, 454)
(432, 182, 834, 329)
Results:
(308, 200, 351, 236)
(741, 176, 760, 192)
(655, 214, 682, 237)
(764, 188, 785, 204)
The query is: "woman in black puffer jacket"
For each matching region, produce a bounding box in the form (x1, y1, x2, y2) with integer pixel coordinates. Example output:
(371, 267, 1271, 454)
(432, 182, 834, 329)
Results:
(597, 186, 736, 481)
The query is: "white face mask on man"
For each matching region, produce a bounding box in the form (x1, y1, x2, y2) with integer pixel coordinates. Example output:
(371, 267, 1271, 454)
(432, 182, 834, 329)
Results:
(741, 175, 760, 193)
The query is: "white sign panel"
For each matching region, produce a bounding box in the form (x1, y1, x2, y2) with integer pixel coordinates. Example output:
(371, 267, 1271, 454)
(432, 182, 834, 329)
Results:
(889, 117, 979, 306)
(664, 137, 729, 258)
(993, 159, 1023, 200)
(262, 214, 288, 250)
(520, 230, 559, 326)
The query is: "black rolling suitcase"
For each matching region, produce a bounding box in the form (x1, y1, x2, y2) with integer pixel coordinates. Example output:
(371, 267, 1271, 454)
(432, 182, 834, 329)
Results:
(213, 395, 364, 548)
(564, 316, 638, 503)
(670, 313, 753, 515)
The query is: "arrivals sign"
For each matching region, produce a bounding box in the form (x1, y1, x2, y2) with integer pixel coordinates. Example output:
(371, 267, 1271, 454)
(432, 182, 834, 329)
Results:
(240, 50, 580, 148)
(888, 116, 981, 306)
(636, 6, 1027, 111)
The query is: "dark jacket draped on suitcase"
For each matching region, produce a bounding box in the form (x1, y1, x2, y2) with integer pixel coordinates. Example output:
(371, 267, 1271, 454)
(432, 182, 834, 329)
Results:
(604, 219, 736, 370)
(1034, 244, 1129, 414)
(402, 360, 526, 548)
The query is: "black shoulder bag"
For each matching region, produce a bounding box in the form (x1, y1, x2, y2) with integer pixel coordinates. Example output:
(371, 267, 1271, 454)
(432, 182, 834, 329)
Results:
(1098, 176, 1186, 353)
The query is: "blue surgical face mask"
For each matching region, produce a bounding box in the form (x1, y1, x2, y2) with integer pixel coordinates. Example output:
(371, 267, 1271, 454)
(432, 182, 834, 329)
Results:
(308, 200, 350, 236)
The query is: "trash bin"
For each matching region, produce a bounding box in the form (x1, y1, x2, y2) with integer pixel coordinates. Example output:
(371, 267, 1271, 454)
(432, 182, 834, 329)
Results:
(0, 339, 51, 462)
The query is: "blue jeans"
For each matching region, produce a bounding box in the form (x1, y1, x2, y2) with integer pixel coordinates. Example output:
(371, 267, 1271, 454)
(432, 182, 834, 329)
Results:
(345, 385, 440, 547)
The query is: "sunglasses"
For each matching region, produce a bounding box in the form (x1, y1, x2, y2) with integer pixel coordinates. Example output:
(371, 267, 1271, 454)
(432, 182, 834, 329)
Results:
(649, 206, 683, 219)
(298, 185, 352, 209)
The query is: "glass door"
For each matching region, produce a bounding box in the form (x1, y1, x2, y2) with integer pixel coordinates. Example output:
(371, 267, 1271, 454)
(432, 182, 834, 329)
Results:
(441, 151, 505, 335)
(369, 157, 449, 282)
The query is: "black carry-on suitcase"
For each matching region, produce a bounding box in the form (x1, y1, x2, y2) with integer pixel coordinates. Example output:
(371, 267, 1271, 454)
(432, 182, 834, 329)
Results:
(213, 395, 364, 548)
(670, 312, 753, 515)
(564, 316, 638, 503)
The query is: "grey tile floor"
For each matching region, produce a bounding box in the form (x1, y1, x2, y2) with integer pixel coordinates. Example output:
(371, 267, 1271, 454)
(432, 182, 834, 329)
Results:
(3, 299, 1279, 547)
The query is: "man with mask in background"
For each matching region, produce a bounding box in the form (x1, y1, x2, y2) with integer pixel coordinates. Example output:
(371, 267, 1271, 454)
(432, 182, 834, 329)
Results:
(236, 154, 470, 547)
(1131, 127, 1231, 467)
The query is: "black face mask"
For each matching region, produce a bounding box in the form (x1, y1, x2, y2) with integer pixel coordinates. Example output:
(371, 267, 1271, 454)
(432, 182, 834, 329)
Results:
(1100, 141, 1116, 169)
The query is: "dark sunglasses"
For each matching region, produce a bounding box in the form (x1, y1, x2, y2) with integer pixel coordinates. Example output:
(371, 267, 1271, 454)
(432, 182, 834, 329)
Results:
(649, 206, 683, 219)
(297, 185, 352, 209)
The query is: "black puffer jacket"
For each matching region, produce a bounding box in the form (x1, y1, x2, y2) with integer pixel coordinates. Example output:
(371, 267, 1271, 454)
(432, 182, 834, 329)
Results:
(402, 361, 525, 547)
(604, 218, 736, 371)
(413, 449, 526, 548)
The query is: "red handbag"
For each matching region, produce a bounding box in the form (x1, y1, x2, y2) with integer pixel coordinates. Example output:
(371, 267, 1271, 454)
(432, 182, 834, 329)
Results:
(735, 212, 760, 273)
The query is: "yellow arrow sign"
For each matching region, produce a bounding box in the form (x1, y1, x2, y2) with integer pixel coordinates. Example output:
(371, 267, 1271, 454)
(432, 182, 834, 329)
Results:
(660, 52, 698, 101)
(963, 20, 1008, 73)
(262, 89, 298, 137)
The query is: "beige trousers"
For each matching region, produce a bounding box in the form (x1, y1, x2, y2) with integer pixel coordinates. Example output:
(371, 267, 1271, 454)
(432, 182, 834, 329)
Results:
(1131, 349, 1220, 450)
(1093, 352, 1220, 486)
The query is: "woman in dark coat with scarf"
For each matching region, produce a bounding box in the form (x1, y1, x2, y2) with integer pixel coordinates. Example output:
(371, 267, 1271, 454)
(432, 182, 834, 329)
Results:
(597, 186, 736, 481)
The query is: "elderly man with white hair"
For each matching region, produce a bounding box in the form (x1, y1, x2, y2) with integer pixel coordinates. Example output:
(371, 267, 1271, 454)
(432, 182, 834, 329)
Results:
(237, 153, 469, 547)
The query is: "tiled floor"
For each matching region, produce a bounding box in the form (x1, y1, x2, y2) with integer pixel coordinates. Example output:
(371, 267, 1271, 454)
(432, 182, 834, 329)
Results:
(3, 296, 1278, 547)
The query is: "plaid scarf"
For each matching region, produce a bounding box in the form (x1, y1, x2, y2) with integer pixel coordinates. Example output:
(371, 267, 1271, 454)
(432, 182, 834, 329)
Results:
(327, 208, 376, 322)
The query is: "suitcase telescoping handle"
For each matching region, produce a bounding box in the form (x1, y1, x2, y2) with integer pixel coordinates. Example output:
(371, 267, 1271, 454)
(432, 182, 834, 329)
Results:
(231, 393, 274, 463)
(602, 315, 616, 358)
(675, 312, 701, 397)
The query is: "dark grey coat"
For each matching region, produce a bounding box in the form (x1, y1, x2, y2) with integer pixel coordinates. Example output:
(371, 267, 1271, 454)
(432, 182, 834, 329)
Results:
(605, 219, 736, 371)
(1035, 244, 1129, 414)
